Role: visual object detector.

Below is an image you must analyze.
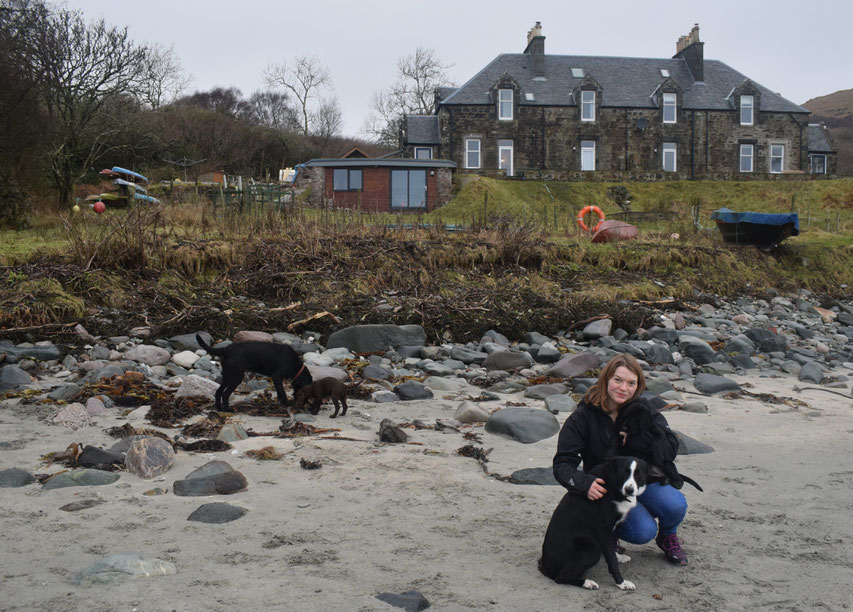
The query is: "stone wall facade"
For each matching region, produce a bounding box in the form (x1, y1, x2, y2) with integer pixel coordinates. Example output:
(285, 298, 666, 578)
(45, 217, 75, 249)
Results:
(429, 103, 813, 180)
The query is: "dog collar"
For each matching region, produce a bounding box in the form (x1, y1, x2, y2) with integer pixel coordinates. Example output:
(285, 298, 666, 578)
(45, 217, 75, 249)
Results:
(294, 363, 306, 379)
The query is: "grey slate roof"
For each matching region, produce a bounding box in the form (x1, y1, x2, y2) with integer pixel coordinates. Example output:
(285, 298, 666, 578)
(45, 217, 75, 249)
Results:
(440, 53, 808, 113)
(406, 115, 441, 144)
(807, 123, 835, 152)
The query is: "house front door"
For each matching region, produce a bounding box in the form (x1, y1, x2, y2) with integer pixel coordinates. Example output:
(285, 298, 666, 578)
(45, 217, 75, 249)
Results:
(498, 140, 514, 177)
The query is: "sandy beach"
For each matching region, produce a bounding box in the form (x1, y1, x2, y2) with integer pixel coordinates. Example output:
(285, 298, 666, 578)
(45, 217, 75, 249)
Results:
(1, 362, 852, 612)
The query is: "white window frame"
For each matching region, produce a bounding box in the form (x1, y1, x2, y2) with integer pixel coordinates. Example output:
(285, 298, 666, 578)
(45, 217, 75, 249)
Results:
(770, 144, 785, 174)
(581, 90, 595, 122)
(740, 144, 754, 173)
(663, 93, 677, 124)
(810, 154, 827, 174)
(581, 140, 595, 171)
(498, 140, 514, 177)
(498, 89, 513, 121)
(465, 138, 481, 169)
(414, 147, 432, 160)
(662, 142, 677, 172)
(740, 95, 754, 126)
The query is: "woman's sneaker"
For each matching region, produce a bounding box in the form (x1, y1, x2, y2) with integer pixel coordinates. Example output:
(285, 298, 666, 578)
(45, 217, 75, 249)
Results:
(656, 533, 688, 565)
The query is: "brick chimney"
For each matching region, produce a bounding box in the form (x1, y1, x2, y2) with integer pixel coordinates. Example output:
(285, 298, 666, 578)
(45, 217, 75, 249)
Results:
(524, 21, 546, 77)
(673, 24, 703, 82)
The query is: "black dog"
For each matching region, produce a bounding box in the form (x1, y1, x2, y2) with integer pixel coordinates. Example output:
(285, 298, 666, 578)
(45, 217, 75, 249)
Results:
(539, 456, 647, 590)
(196, 335, 313, 412)
(293, 377, 359, 418)
(616, 400, 703, 492)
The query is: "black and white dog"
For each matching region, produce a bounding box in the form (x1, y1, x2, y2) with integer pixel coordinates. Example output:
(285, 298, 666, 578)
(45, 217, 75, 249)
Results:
(617, 400, 703, 492)
(196, 334, 313, 412)
(539, 456, 648, 590)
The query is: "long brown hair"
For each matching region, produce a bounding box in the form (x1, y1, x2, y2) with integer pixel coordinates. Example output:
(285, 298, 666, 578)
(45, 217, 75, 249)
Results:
(583, 353, 646, 408)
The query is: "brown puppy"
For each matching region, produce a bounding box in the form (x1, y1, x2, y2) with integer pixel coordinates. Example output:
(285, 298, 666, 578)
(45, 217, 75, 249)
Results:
(293, 377, 358, 418)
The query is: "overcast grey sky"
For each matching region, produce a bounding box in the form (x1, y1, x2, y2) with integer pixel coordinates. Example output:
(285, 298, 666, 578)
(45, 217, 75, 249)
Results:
(69, 0, 852, 137)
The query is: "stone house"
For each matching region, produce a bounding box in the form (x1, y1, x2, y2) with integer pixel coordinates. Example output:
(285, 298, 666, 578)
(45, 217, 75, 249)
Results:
(403, 23, 837, 179)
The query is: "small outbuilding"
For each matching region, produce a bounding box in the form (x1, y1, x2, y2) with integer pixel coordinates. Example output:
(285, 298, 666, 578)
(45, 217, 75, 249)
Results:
(300, 158, 456, 212)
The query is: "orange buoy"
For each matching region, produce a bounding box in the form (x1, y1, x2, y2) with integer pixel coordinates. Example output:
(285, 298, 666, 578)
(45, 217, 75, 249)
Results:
(576, 205, 605, 232)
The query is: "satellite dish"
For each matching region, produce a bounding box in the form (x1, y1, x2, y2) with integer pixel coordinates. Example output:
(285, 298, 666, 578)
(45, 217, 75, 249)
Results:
(637, 118, 648, 131)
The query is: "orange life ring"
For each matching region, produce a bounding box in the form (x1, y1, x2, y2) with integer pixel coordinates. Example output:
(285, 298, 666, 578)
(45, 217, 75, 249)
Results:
(576, 205, 605, 232)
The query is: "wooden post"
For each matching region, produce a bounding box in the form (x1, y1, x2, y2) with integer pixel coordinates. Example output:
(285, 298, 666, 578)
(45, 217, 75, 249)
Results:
(791, 194, 795, 213)
(484, 192, 488, 228)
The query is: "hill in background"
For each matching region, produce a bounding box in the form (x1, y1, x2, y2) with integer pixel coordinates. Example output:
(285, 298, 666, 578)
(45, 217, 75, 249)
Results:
(803, 88, 853, 175)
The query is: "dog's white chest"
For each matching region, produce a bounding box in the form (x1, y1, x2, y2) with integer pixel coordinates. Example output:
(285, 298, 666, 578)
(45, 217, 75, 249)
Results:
(614, 497, 637, 525)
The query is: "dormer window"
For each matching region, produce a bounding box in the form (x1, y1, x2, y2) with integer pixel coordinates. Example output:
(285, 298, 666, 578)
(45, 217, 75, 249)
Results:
(581, 90, 595, 122)
(663, 93, 677, 123)
(498, 89, 513, 120)
(740, 95, 754, 125)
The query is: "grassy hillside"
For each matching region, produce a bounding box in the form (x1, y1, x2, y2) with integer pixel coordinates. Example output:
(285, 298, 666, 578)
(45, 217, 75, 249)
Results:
(803, 89, 853, 176)
(429, 176, 853, 235)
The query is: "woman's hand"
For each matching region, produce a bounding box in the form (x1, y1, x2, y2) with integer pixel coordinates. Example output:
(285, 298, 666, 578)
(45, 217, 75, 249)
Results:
(587, 478, 607, 500)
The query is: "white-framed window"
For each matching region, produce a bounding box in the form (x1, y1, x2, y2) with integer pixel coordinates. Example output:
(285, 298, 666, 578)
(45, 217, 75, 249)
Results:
(770, 144, 785, 173)
(414, 147, 432, 160)
(498, 89, 513, 120)
(465, 138, 481, 169)
(663, 93, 677, 123)
(740, 144, 754, 173)
(390, 169, 427, 209)
(810, 154, 826, 174)
(662, 142, 677, 172)
(498, 140, 513, 177)
(581, 90, 595, 122)
(581, 140, 595, 171)
(740, 95, 754, 125)
(333, 168, 363, 191)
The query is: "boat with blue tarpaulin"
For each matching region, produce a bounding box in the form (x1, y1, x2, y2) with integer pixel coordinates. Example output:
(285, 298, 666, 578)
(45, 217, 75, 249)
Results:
(710, 207, 799, 248)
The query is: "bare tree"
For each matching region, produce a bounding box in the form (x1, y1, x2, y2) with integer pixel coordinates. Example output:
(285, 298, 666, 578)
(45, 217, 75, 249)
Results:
(264, 54, 331, 138)
(242, 89, 299, 131)
(140, 43, 193, 110)
(363, 47, 454, 146)
(311, 96, 343, 155)
(11, 1, 147, 206)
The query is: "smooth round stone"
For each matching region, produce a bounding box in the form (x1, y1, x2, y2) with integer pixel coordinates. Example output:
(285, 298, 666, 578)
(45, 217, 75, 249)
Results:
(187, 502, 248, 524)
(508, 467, 559, 486)
(485, 407, 559, 444)
(125, 437, 175, 479)
(0, 467, 37, 488)
(42, 468, 120, 490)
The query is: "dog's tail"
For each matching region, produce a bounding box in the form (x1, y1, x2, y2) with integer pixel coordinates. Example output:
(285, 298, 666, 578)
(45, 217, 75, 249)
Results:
(678, 474, 704, 492)
(196, 334, 226, 356)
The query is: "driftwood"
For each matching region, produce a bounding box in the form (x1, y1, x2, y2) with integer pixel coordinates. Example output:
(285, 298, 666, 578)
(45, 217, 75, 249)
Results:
(288, 311, 341, 331)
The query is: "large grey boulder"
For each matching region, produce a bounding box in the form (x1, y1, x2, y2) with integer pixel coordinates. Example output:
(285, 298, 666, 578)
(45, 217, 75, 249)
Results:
(125, 345, 171, 366)
(678, 336, 717, 365)
(0, 365, 32, 391)
(694, 373, 741, 394)
(509, 467, 560, 485)
(744, 328, 787, 353)
(174, 374, 220, 399)
(524, 383, 568, 400)
(394, 380, 434, 400)
(326, 324, 426, 352)
(674, 430, 715, 454)
(42, 468, 120, 490)
(546, 352, 601, 379)
(485, 407, 560, 444)
(642, 343, 674, 365)
(582, 318, 612, 339)
(798, 361, 824, 384)
(482, 351, 534, 371)
(169, 332, 212, 352)
(450, 346, 488, 365)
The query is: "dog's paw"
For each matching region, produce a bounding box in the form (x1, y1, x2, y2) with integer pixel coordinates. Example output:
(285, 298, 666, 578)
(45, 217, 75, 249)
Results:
(616, 552, 631, 563)
(582, 579, 599, 590)
(617, 580, 636, 591)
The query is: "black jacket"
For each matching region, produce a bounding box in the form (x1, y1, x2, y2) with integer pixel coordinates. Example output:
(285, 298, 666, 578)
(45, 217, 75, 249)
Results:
(552, 397, 679, 495)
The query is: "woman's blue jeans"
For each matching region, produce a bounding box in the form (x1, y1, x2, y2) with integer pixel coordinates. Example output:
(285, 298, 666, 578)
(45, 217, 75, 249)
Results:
(614, 482, 687, 543)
